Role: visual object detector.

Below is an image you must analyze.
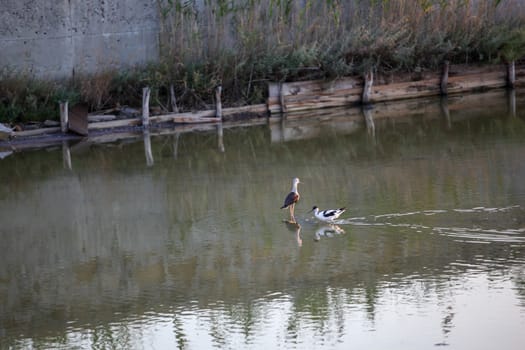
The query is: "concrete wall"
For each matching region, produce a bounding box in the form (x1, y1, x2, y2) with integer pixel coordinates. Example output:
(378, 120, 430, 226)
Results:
(0, 0, 160, 79)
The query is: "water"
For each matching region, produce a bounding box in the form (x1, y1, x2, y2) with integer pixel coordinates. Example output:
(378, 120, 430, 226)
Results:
(1, 90, 525, 349)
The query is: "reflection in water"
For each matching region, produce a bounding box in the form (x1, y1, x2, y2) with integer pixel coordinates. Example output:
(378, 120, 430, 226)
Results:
(172, 132, 180, 159)
(143, 130, 154, 167)
(283, 221, 302, 247)
(509, 89, 517, 118)
(217, 123, 225, 153)
(62, 140, 72, 170)
(344, 206, 525, 244)
(1, 90, 525, 349)
(0, 150, 12, 159)
(440, 96, 452, 129)
(313, 225, 345, 242)
(363, 106, 375, 139)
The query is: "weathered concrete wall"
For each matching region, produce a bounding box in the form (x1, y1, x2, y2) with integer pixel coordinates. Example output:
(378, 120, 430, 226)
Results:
(0, 0, 160, 79)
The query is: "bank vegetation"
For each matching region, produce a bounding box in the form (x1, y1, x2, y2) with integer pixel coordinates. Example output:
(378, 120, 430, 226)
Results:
(1, 0, 525, 124)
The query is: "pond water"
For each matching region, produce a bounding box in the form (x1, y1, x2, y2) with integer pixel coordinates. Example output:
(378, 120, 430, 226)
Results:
(1, 90, 525, 349)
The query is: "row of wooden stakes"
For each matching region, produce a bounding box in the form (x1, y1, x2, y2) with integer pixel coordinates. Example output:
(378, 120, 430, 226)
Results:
(6, 86, 517, 163)
(9, 61, 523, 139)
(14, 85, 267, 138)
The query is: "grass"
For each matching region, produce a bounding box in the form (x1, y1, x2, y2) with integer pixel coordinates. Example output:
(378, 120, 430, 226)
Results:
(1, 0, 524, 124)
(0, 70, 79, 124)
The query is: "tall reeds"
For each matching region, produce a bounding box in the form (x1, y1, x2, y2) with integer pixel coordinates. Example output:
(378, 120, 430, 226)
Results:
(153, 0, 525, 107)
(157, 0, 524, 70)
(1, 0, 524, 123)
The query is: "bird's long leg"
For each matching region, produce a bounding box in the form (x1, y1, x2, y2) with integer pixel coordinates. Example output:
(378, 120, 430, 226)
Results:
(290, 203, 296, 222)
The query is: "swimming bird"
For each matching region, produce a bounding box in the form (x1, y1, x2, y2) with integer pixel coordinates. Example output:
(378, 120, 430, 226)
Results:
(310, 206, 346, 223)
(281, 177, 301, 222)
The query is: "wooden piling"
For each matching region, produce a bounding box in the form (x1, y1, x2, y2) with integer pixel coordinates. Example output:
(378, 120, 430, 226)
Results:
(142, 87, 151, 128)
(362, 70, 373, 104)
(215, 85, 223, 119)
(507, 61, 516, 88)
(59, 101, 69, 133)
(440, 60, 449, 95)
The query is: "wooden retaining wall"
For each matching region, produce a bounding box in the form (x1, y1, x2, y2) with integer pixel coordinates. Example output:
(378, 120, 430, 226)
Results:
(10, 103, 267, 139)
(1, 87, 517, 167)
(2, 62, 523, 142)
(270, 88, 516, 140)
(268, 62, 524, 114)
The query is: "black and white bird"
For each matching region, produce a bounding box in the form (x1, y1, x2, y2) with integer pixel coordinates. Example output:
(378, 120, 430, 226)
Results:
(281, 177, 301, 222)
(310, 206, 346, 223)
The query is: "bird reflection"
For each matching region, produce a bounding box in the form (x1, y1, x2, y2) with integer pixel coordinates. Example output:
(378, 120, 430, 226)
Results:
(442, 306, 455, 336)
(283, 220, 302, 247)
(435, 305, 455, 347)
(314, 224, 345, 242)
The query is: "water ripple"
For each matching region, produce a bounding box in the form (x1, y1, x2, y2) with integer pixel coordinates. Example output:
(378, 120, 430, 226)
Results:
(454, 205, 520, 213)
(433, 226, 525, 244)
(338, 205, 525, 245)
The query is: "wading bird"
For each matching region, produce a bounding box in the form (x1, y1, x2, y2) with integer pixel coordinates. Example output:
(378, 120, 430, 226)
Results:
(310, 206, 346, 223)
(281, 177, 301, 222)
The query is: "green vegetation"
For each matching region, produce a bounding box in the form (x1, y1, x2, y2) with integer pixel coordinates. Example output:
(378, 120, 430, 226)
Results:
(1, 0, 524, 124)
(0, 72, 79, 124)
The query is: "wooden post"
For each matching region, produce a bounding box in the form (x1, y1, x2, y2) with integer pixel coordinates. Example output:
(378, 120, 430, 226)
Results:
(143, 130, 154, 167)
(59, 101, 69, 133)
(440, 60, 449, 95)
(170, 84, 179, 113)
(215, 85, 223, 119)
(362, 70, 373, 104)
(507, 60, 516, 89)
(142, 87, 151, 128)
(279, 82, 287, 113)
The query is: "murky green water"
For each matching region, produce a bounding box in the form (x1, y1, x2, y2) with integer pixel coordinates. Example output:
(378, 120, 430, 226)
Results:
(1, 90, 525, 349)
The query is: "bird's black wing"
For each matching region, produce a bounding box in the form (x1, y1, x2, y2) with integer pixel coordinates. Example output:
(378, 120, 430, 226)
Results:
(281, 192, 299, 209)
(323, 210, 338, 217)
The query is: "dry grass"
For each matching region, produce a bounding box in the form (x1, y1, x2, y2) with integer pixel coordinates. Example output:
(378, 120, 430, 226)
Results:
(76, 71, 115, 111)
(1, 0, 524, 123)
(0, 70, 78, 123)
(158, 0, 525, 72)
